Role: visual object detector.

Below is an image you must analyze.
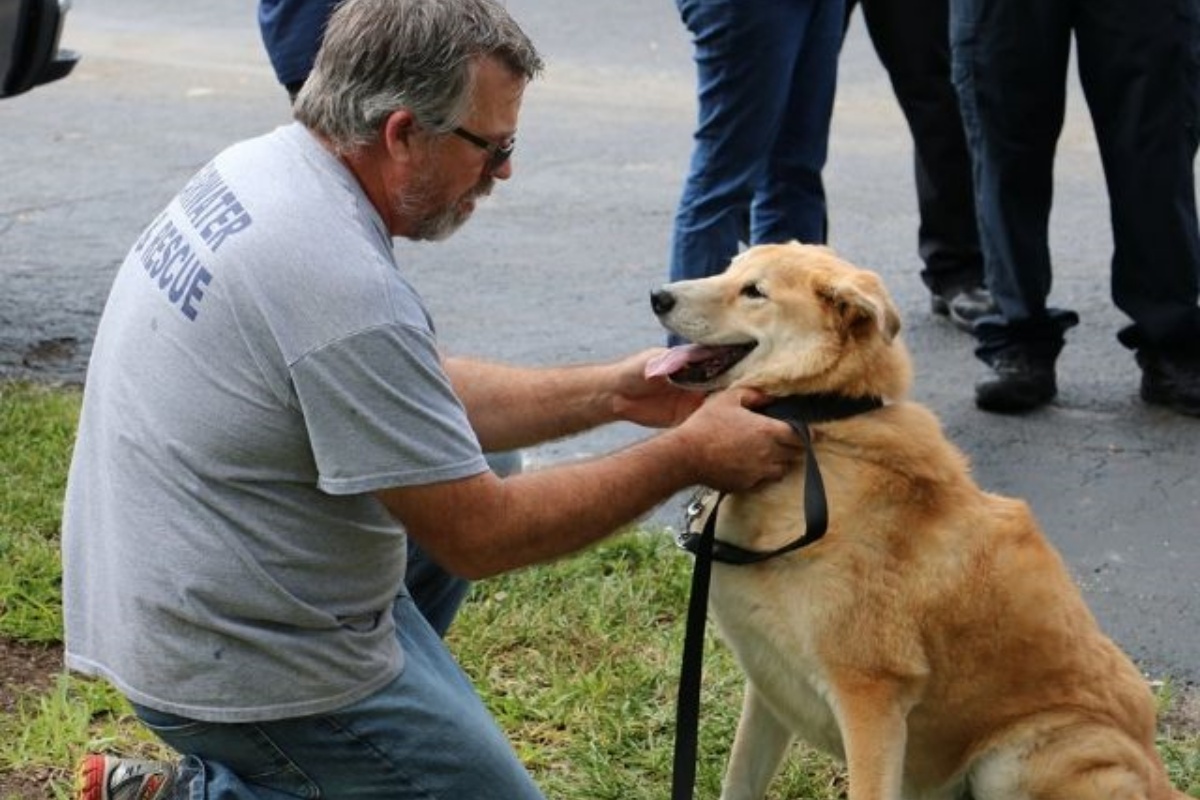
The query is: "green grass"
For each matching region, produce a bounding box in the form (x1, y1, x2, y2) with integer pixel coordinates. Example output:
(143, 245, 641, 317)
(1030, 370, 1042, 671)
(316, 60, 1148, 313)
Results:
(0, 675, 161, 800)
(448, 533, 848, 800)
(0, 380, 1197, 799)
(0, 382, 79, 642)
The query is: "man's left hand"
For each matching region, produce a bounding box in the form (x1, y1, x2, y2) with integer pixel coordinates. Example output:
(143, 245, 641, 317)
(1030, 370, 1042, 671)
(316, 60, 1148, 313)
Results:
(609, 348, 705, 428)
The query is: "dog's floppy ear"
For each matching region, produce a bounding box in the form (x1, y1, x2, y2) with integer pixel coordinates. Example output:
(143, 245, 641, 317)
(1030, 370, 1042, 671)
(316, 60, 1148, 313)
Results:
(817, 272, 901, 343)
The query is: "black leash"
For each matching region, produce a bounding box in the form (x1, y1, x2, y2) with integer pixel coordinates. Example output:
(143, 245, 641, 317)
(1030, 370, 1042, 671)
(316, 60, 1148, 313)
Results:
(670, 393, 882, 800)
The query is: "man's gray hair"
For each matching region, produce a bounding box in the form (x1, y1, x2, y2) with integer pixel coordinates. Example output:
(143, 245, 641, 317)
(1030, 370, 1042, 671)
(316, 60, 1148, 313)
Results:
(294, 0, 543, 153)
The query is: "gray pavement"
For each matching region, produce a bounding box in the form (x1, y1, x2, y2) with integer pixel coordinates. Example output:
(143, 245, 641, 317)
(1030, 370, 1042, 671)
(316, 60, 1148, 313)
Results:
(1, 1, 1197, 684)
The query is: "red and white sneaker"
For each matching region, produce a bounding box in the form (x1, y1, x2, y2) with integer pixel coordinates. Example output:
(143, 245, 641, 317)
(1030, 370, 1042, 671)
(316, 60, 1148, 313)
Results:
(76, 755, 177, 800)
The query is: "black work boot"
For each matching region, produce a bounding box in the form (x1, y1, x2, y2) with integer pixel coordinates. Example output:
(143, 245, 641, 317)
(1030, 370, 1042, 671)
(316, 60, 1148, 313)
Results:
(1137, 349, 1200, 417)
(975, 350, 1057, 413)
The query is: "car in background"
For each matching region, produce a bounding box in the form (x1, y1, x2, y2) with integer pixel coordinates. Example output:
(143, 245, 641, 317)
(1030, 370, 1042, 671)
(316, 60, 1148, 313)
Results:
(0, 0, 78, 98)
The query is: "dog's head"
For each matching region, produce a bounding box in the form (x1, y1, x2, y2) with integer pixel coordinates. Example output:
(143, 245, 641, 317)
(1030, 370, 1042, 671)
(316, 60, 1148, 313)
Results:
(647, 242, 912, 399)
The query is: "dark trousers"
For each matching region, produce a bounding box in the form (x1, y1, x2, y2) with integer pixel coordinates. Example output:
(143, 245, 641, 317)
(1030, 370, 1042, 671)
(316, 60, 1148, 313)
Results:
(845, 0, 983, 295)
(951, 0, 1200, 359)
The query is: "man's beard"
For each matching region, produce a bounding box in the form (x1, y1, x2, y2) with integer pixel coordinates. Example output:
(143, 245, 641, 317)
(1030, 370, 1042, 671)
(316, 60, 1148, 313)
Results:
(394, 171, 494, 242)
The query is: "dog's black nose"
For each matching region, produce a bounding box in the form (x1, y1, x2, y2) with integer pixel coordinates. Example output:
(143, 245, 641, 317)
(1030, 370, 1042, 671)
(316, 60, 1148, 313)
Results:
(650, 289, 675, 315)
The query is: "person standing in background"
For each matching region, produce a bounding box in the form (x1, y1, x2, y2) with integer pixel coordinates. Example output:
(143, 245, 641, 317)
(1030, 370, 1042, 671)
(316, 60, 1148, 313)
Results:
(668, 0, 844, 298)
(258, 0, 333, 100)
(951, 0, 1200, 415)
(843, 0, 996, 331)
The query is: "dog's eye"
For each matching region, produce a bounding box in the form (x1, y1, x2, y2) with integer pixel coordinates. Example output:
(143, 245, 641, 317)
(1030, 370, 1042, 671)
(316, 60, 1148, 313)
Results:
(740, 282, 767, 300)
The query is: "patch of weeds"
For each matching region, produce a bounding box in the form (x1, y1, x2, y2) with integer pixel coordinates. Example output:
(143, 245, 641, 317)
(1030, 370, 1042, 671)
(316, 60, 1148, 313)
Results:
(0, 382, 80, 642)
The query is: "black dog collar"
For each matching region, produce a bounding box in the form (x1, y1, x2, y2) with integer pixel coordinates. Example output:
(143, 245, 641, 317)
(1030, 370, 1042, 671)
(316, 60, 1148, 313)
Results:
(676, 392, 884, 564)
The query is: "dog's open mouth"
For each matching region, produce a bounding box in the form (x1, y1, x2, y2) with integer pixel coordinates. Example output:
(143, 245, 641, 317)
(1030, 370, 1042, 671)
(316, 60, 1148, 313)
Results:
(644, 342, 757, 386)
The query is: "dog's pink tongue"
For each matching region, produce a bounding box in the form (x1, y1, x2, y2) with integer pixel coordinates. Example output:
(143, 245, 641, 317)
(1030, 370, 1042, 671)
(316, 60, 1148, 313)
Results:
(645, 345, 710, 378)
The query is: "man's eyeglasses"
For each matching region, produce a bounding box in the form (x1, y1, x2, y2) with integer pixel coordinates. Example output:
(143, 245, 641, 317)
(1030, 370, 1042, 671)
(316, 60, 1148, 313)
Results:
(450, 126, 515, 174)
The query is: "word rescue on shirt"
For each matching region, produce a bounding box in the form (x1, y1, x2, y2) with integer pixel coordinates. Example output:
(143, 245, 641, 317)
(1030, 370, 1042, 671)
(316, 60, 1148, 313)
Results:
(132, 163, 253, 321)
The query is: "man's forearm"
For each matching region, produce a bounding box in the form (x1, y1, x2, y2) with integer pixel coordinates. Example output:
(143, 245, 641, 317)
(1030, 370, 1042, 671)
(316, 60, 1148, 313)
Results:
(389, 427, 701, 580)
(376, 385, 801, 580)
(444, 356, 620, 450)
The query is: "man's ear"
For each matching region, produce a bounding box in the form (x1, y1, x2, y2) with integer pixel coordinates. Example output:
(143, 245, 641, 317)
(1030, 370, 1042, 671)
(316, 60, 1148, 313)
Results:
(382, 108, 420, 161)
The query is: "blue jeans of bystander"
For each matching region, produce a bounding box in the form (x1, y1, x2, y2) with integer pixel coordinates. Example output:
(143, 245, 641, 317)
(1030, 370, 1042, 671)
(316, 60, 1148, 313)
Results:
(669, 0, 844, 284)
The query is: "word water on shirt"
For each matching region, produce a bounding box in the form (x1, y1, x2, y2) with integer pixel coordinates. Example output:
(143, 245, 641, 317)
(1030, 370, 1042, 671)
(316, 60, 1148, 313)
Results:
(131, 163, 253, 321)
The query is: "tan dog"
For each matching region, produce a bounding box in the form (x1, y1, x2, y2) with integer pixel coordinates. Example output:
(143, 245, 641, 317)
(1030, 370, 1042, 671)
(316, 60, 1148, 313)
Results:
(647, 242, 1186, 800)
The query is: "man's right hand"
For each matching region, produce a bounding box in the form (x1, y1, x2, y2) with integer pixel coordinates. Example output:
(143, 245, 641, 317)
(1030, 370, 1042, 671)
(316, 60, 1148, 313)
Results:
(669, 387, 805, 493)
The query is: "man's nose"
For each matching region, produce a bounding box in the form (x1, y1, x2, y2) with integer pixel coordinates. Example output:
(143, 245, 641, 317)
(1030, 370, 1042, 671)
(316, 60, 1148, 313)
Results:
(491, 159, 513, 181)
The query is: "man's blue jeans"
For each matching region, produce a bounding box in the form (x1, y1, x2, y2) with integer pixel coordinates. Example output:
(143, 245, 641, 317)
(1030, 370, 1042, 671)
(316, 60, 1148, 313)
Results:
(133, 586, 544, 799)
(669, 0, 844, 284)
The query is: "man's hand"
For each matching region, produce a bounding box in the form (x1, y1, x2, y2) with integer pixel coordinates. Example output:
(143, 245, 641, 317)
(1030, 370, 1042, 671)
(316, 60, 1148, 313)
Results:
(669, 387, 805, 492)
(608, 348, 706, 428)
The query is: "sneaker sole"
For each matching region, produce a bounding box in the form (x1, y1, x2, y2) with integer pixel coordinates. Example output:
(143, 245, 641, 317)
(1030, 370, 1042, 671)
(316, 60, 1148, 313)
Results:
(975, 396, 1054, 414)
(975, 383, 1056, 414)
(75, 754, 106, 800)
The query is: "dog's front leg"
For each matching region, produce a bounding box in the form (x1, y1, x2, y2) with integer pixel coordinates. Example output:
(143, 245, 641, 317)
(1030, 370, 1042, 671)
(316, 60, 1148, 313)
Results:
(834, 682, 909, 800)
(719, 682, 795, 800)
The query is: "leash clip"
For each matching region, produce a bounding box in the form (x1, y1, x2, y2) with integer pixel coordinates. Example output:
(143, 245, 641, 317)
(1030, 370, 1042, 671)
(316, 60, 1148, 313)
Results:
(676, 488, 719, 555)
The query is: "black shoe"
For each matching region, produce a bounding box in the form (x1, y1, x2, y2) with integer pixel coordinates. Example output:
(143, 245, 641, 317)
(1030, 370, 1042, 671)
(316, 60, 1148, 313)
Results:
(1137, 349, 1200, 417)
(975, 351, 1057, 413)
(931, 286, 998, 332)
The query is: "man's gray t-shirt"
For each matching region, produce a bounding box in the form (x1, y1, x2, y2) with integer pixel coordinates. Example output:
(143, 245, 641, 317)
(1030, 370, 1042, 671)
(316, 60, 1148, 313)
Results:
(62, 123, 489, 723)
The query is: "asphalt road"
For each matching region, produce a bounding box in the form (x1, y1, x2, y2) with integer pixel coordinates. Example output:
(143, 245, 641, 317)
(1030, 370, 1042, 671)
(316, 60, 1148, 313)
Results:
(1, 0, 1197, 684)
